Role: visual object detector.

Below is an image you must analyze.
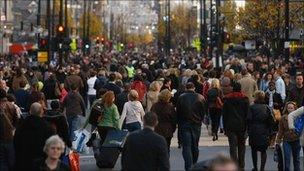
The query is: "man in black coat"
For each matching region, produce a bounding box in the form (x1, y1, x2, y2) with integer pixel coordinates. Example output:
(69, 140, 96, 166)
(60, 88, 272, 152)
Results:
(176, 82, 206, 171)
(102, 73, 122, 96)
(121, 112, 170, 171)
(14, 102, 54, 171)
(222, 82, 249, 171)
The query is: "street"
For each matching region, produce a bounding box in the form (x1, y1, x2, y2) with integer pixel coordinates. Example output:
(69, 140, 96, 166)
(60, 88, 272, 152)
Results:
(79, 125, 304, 171)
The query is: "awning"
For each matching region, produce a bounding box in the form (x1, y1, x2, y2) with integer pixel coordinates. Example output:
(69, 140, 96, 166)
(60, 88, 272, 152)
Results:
(9, 43, 34, 54)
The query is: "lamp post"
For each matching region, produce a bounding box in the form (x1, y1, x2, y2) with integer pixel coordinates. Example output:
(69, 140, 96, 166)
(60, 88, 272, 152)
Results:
(164, 0, 171, 57)
(284, 0, 289, 62)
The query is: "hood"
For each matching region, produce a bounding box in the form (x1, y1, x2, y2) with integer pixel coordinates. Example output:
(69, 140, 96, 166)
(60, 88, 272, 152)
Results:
(224, 92, 247, 99)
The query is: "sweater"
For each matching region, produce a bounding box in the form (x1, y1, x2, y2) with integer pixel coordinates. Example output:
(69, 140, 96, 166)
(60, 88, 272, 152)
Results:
(119, 101, 145, 129)
(98, 104, 120, 129)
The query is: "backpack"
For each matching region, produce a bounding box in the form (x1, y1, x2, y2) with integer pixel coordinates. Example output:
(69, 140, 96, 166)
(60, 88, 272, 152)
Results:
(294, 115, 304, 136)
(89, 99, 104, 127)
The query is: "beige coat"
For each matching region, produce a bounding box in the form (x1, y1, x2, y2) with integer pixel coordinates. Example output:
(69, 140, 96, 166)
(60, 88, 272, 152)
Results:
(142, 91, 159, 112)
(238, 74, 258, 104)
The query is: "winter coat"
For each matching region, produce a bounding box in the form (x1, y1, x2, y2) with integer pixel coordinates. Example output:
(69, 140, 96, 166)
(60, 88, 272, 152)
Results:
(14, 115, 54, 171)
(43, 78, 60, 100)
(63, 91, 85, 117)
(142, 91, 159, 112)
(222, 92, 249, 133)
(119, 101, 145, 128)
(131, 81, 147, 102)
(151, 102, 176, 138)
(64, 74, 83, 91)
(265, 91, 283, 110)
(247, 103, 274, 147)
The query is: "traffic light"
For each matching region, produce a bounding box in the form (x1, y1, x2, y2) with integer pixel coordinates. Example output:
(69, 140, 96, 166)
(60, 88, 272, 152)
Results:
(57, 25, 65, 37)
(38, 38, 48, 50)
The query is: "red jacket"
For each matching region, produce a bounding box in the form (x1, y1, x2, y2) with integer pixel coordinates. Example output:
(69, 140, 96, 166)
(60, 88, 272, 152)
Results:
(131, 81, 147, 102)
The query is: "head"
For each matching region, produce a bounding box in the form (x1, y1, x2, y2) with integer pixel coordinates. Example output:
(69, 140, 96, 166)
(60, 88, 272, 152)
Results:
(149, 81, 160, 92)
(43, 135, 65, 160)
(283, 101, 297, 115)
(123, 83, 131, 92)
(232, 82, 241, 92)
(268, 81, 276, 91)
(89, 70, 97, 78)
(211, 79, 220, 89)
(207, 155, 238, 171)
(102, 91, 115, 107)
(96, 88, 108, 99)
(295, 74, 303, 88)
(143, 111, 158, 128)
(128, 90, 139, 101)
(163, 77, 171, 86)
(108, 73, 116, 82)
(185, 82, 195, 91)
(283, 74, 290, 84)
(50, 100, 60, 110)
(30, 102, 43, 117)
(265, 72, 273, 81)
(71, 83, 78, 92)
(158, 89, 172, 103)
(221, 77, 232, 95)
(253, 91, 265, 104)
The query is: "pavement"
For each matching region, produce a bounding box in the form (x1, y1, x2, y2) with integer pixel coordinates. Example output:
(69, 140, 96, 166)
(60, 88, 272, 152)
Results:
(78, 124, 304, 171)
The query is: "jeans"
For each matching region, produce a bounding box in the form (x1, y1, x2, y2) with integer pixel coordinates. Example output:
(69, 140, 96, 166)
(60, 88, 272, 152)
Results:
(0, 141, 14, 171)
(179, 123, 201, 171)
(226, 131, 246, 169)
(67, 115, 81, 141)
(283, 140, 301, 171)
(124, 122, 141, 132)
(87, 95, 96, 108)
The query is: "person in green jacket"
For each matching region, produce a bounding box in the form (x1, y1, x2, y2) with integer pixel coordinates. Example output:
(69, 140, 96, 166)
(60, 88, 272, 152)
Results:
(97, 91, 120, 142)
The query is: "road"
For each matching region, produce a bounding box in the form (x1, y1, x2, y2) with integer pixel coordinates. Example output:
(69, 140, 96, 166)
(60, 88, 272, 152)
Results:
(79, 124, 304, 170)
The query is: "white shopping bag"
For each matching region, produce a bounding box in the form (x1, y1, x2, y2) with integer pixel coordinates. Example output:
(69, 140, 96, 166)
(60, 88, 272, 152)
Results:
(72, 129, 90, 153)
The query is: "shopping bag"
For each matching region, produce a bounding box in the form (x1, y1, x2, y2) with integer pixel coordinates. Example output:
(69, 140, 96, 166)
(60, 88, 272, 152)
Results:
(69, 151, 80, 171)
(72, 129, 90, 153)
(294, 115, 304, 136)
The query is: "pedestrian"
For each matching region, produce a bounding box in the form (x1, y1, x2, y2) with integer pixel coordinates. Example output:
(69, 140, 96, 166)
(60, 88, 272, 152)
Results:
(259, 72, 272, 92)
(238, 69, 258, 104)
(247, 91, 274, 171)
(87, 69, 97, 107)
(143, 81, 160, 112)
(116, 83, 131, 114)
(103, 73, 122, 96)
(287, 73, 304, 107)
(177, 82, 206, 171)
(222, 82, 249, 171)
(97, 91, 120, 142)
(161, 77, 172, 91)
(121, 111, 170, 171)
(207, 78, 223, 141)
(14, 102, 54, 171)
(150, 89, 176, 152)
(64, 66, 84, 92)
(12, 68, 28, 92)
(277, 101, 301, 171)
(0, 89, 18, 171)
(273, 70, 286, 102)
(32, 135, 70, 171)
(63, 83, 85, 141)
(119, 90, 145, 132)
(131, 74, 147, 102)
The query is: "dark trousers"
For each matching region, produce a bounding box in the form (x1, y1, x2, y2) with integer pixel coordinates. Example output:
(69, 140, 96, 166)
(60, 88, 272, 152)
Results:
(87, 95, 96, 108)
(209, 108, 222, 134)
(97, 126, 115, 143)
(283, 140, 301, 171)
(0, 140, 14, 171)
(124, 122, 141, 132)
(226, 131, 246, 169)
(179, 123, 201, 171)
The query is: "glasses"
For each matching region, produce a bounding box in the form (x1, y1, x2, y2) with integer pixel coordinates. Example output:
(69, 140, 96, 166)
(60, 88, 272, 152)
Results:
(50, 146, 63, 151)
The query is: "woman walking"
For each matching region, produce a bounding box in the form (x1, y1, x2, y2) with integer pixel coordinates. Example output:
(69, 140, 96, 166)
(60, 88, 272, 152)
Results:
(247, 91, 274, 171)
(276, 102, 301, 171)
(207, 79, 223, 141)
(120, 90, 145, 132)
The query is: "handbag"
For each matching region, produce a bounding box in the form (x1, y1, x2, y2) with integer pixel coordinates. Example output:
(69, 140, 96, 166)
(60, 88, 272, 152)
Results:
(88, 100, 104, 127)
(69, 151, 80, 171)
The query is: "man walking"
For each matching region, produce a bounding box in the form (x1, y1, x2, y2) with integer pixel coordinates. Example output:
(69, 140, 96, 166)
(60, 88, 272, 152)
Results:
(121, 112, 169, 171)
(177, 82, 206, 171)
(222, 82, 249, 171)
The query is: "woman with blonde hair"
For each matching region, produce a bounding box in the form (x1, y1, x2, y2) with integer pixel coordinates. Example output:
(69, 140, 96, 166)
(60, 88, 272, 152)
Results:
(32, 135, 70, 171)
(207, 78, 223, 141)
(143, 81, 160, 112)
(98, 91, 120, 142)
(150, 89, 176, 152)
(120, 90, 145, 132)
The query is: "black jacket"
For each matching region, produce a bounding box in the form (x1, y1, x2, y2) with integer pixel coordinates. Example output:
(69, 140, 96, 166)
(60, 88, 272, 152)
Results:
(14, 115, 54, 171)
(222, 92, 249, 133)
(177, 90, 206, 125)
(32, 158, 70, 171)
(265, 91, 283, 110)
(121, 128, 170, 171)
(116, 90, 129, 114)
(247, 103, 274, 147)
(103, 82, 122, 96)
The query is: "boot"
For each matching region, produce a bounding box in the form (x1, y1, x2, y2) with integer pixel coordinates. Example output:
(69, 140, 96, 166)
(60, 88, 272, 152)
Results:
(212, 133, 216, 141)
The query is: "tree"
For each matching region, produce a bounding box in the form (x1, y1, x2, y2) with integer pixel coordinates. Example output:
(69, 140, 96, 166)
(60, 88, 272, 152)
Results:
(79, 12, 103, 38)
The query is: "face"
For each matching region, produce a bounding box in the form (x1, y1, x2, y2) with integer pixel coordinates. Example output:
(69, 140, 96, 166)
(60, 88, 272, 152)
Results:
(287, 103, 296, 114)
(268, 83, 275, 91)
(267, 74, 272, 80)
(47, 143, 63, 160)
(296, 76, 303, 87)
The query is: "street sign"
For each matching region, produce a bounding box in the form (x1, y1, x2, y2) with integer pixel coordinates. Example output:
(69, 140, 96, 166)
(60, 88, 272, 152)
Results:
(37, 51, 48, 63)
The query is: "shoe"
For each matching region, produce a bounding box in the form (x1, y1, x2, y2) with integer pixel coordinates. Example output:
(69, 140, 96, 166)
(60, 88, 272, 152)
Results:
(86, 133, 96, 147)
(212, 133, 216, 141)
(215, 134, 218, 140)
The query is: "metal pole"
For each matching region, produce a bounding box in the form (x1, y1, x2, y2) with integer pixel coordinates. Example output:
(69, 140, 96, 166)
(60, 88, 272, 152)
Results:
(209, 0, 213, 59)
(65, 0, 68, 34)
(215, 0, 220, 68)
(203, 0, 207, 58)
(86, 1, 91, 55)
(199, 0, 203, 57)
(284, 0, 289, 62)
(47, 0, 51, 63)
(59, 0, 63, 26)
(82, 0, 87, 54)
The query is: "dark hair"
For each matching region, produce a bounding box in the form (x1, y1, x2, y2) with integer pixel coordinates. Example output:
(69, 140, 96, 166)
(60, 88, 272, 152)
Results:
(163, 77, 171, 85)
(108, 73, 116, 82)
(6, 94, 16, 102)
(96, 88, 108, 99)
(186, 82, 195, 90)
(0, 88, 7, 99)
(71, 83, 78, 91)
(50, 100, 60, 109)
(232, 82, 241, 92)
(143, 111, 158, 127)
(90, 70, 97, 77)
(19, 80, 27, 88)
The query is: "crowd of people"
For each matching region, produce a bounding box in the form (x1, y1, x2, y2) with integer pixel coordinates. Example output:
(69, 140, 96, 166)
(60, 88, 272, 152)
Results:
(0, 49, 303, 171)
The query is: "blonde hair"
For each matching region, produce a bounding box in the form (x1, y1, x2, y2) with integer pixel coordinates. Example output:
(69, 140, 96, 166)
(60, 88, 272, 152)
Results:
(158, 89, 172, 103)
(211, 79, 220, 89)
(283, 101, 297, 115)
(43, 135, 65, 154)
(149, 81, 160, 92)
(128, 90, 139, 101)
